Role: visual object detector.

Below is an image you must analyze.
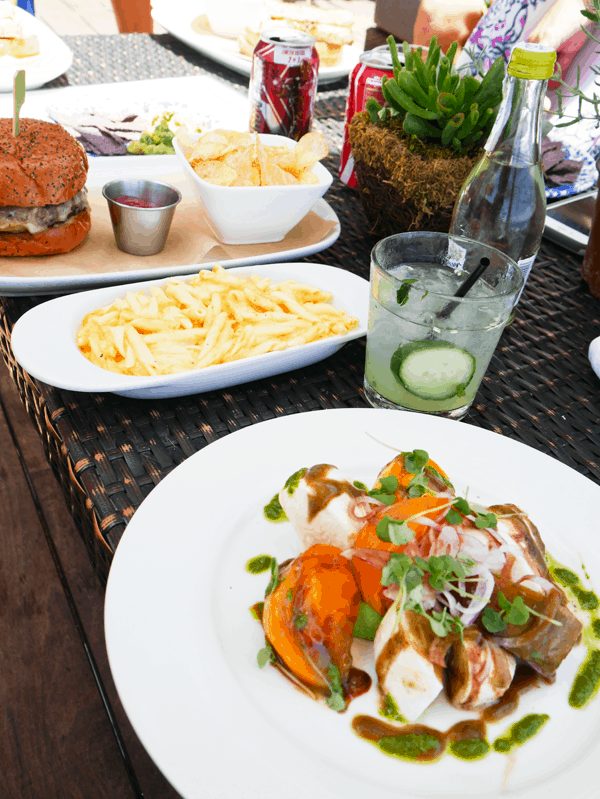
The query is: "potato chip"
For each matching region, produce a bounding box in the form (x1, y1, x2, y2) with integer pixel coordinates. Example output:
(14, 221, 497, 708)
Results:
(193, 161, 238, 186)
(181, 128, 328, 187)
(77, 265, 358, 378)
(299, 170, 320, 185)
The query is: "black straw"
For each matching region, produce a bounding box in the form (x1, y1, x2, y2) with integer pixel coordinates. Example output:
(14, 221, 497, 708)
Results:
(436, 257, 490, 320)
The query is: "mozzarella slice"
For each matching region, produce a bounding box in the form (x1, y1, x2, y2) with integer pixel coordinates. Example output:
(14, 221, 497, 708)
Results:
(278, 464, 368, 551)
(374, 605, 444, 722)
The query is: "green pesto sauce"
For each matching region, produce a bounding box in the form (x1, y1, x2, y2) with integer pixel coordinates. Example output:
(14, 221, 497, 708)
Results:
(552, 567, 580, 587)
(569, 649, 600, 708)
(380, 694, 407, 724)
(493, 714, 549, 753)
(284, 468, 307, 496)
(379, 733, 439, 760)
(592, 619, 600, 639)
(246, 555, 273, 574)
(353, 480, 368, 491)
(572, 587, 600, 611)
(263, 494, 287, 522)
(449, 739, 490, 761)
(249, 601, 264, 621)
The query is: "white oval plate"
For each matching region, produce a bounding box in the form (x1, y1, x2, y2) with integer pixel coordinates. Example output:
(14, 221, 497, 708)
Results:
(10, 262, 368, 398)
(151, 0, 361, 85)
(104, 407, 600, 799)
(0, 6, 73, 92)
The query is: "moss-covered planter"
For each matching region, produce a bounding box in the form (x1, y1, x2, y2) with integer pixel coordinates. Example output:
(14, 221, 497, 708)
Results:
(349, 112, 482, 238)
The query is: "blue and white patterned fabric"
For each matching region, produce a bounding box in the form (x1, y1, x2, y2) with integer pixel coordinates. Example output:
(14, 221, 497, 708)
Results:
(457, 0, 599, 197)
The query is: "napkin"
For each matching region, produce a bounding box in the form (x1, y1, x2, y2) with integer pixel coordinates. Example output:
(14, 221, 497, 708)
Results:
(0, 172, 337, 278)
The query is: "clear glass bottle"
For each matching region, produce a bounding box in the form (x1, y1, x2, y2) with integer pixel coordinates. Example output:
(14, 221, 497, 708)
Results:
(449, 43, 556, 298)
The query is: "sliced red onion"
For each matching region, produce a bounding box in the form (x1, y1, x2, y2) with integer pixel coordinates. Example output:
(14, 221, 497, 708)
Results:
(437, 526, 460, 557)
(439, 590, 459, 615)
(349, 496, 385, 521)
(412, 515, 440, 529)
(457, 567, 495, 626)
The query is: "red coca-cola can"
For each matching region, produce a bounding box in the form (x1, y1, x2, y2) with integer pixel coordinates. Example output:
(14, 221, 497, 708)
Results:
(339, 45, 396, 187)
(249, 29, 319, 141)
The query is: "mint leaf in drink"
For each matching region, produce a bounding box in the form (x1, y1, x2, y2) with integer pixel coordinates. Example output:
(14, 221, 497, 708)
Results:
(397, 279, 418, 306)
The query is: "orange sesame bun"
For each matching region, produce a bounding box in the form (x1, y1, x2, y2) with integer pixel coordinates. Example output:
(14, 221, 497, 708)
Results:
(0, 118, 88, 206)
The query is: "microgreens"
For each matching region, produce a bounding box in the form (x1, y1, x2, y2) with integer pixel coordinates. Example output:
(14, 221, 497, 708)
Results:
(481, 590, 563, 634)
(376, 515, 415, 546)
(326, 664, 346, 712)
(367, 475, 399, 505)
(443, 496, 498, 529)
(396, 279, 418, 306)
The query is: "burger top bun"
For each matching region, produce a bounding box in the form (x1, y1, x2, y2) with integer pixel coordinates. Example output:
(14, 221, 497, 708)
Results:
(0, 119, 88, 207)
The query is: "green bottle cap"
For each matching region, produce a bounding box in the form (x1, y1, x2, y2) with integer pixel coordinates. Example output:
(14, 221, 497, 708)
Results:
(508, 45, 556, 80)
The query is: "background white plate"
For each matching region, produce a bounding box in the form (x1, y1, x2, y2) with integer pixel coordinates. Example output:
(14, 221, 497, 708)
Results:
(151, 0, 361, 85)
(10, 262, 367, 397)
(0, 74, 247, 129)
(0, 6, 72, 92)
(104, 408, 600, 799)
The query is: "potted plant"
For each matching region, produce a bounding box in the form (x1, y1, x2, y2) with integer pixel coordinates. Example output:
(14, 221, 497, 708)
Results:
(348, 35, 505, 237)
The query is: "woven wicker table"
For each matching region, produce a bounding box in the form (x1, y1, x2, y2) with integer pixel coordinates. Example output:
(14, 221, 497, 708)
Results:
(2, 34, 600, 586)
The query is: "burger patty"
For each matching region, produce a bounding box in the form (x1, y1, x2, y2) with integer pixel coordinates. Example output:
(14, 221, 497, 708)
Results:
(0, 189, 89, 235)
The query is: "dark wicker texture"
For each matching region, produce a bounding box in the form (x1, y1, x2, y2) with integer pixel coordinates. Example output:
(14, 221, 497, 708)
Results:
(2, 34, 600, 583)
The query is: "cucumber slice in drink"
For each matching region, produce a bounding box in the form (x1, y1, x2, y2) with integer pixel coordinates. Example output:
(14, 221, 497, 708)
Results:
(390, 340, 476, 401)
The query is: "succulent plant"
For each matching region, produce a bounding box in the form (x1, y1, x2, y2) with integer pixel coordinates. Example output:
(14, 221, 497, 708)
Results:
(366, 35, 505, 154)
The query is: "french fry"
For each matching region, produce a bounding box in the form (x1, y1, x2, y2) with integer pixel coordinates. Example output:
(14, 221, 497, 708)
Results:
(77, 264, 359, 378)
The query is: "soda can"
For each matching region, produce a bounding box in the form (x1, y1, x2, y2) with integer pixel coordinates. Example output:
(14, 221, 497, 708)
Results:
(339, 45, 396, 187)
(249, 29, 319, 141)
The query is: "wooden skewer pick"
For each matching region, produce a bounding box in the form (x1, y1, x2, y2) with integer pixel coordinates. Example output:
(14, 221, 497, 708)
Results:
(13, 70, 25, 137)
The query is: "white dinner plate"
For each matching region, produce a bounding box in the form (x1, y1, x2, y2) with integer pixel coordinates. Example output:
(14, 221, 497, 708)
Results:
(0, 6, 72, 92)
(10, 262, 368, 398)
(0, 74, 249, 130)
(150, 0, 361, 85)
(104, 407, 600, 799)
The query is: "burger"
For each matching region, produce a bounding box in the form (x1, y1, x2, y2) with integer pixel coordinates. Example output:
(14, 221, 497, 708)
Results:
(0, 118, 91, 256)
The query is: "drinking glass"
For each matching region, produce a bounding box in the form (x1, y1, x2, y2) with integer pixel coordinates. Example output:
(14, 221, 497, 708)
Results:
(363, 232, 523, 420)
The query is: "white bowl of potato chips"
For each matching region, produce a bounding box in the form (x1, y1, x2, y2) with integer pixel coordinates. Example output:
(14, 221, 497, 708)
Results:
(174, 129, 333, 245)
(10, 262, 368, 400)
